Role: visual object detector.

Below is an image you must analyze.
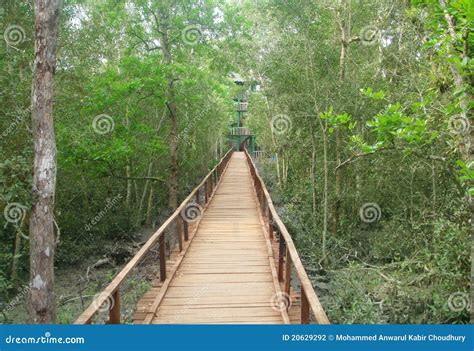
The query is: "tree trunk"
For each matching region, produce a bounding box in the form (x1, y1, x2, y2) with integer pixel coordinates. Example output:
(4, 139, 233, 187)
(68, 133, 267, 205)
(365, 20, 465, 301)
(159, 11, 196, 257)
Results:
(333, 129, 342, 236)
(126, 164, 132, 208)
(437, 0, 473, 323)
(320, 119, 329, 264)
(124, 102, 132, 209)
(309, 120, 318, 236)
(333, 1, 348, 236)
(138, 162, 154, 224)
(158, 8, 178, 211)
(145, 188, 154, 226)
(168, 95, 178, 210)
(29, 0, 60, 324)
(11, 218, 25, 289)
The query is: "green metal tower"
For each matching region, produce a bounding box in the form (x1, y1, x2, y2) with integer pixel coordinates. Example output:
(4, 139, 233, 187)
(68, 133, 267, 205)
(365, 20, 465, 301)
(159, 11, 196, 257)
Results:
(228, 73, 256, 153)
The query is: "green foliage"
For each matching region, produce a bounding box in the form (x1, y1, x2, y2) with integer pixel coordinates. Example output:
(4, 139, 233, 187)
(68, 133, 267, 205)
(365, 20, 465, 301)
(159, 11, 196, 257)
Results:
(0, 0, 470, 325)
(0, 0, 249, 311)
(247, 0, 470, 325)
(320, 107, 355, 134)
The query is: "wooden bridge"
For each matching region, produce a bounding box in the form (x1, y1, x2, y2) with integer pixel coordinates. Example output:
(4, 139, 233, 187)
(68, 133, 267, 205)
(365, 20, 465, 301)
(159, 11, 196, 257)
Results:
(75, 150, 329, 325)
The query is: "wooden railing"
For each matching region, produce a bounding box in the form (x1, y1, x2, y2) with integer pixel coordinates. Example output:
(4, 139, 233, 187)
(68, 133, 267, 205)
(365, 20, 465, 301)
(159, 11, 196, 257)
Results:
(75, 149, 234, 324)
(244, 148, 329, 324)
(234, 101, 248, 112)
(230, 127, 251, 136)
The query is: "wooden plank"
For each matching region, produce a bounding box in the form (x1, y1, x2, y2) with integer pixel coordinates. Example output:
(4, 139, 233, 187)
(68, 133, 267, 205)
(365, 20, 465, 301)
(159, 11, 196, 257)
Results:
(157, 307, 281, 317)
(160, 294, 276, 307)
(153, 316, 284, 324)
(169, 273, 272, 283)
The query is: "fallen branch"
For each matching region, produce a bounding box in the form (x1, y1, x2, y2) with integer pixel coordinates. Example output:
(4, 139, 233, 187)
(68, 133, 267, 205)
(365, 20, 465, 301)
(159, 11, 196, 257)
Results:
(109, 174, 166, 182)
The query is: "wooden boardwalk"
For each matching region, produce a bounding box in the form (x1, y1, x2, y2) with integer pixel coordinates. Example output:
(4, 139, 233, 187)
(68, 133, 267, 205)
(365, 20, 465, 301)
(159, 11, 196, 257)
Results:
(75, 149, 328, 325)
(135, 152, 286, 324)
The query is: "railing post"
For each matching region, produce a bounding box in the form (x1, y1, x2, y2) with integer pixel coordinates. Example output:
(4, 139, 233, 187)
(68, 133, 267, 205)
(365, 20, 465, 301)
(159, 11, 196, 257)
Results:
(278, 233, 285, 282)
(268, 210, 273, 240)
(301, 288, 309, 324)
(109, 290, 121, 324)
(159, 233, 166, 281)
(267, 210, 273, 240)
(205, 180, 209, 203)
(182, 215, 189, 241)
(177, 218, 183, 252)
(284, 247, 291, 297)
(195, 188, 200, 204)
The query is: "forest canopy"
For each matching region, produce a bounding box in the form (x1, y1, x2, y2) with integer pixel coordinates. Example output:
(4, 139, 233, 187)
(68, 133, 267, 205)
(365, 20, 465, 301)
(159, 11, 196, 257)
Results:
(0, 0, 472, 324)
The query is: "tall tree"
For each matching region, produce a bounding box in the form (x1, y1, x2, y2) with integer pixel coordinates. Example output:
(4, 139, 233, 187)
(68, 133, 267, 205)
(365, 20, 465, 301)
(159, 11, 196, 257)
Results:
(29, 0, 61, 323)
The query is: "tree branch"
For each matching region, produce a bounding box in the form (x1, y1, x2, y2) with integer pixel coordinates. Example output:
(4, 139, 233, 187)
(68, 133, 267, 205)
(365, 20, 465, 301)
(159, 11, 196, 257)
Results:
(128, 31, 161, 52)
(335, 147, 447, 173)
(109, 175, 166, 183)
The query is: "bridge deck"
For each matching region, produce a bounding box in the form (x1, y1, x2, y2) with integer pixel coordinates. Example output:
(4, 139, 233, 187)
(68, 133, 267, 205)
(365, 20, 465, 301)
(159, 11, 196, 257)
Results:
(135, 152, 286, 324)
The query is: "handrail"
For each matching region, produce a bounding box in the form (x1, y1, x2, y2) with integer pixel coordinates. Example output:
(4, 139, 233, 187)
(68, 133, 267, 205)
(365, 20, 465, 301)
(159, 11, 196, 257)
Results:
(243, 148, 329, 324)
(75, 148, 234, 324)
(230, 127, 251, 136)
